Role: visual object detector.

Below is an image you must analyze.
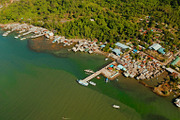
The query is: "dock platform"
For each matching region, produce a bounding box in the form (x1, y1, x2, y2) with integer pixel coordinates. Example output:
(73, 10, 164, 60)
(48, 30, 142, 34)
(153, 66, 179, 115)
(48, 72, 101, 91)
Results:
(80, 61, 118, 83)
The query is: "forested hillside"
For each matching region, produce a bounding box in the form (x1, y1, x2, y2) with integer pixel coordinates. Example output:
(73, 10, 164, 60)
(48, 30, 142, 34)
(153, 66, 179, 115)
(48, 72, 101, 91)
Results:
(0, 0, 10, 4)
(0, 0, 180, 51)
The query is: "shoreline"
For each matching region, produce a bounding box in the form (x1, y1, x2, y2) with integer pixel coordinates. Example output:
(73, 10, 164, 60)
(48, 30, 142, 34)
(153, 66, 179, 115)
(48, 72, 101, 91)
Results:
(0, 22, 179, 103)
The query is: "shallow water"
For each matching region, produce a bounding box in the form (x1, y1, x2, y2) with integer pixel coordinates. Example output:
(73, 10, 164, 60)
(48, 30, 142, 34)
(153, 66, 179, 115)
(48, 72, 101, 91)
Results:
(0, 31, 179, 120)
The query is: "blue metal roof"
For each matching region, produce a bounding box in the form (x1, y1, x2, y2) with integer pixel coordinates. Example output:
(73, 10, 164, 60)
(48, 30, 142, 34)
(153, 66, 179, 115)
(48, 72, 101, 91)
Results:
(112, 48, 122, 56)
(117, 64, 124, 69)
(117, 64, 127, 71)
(133, 49, 137, 53)
(115, 42, 130, 49)
(171, 57, 180, 66)
(158, 47, 165, 55)
(110, 65, 114, 67)
(100, 45, 106, 48)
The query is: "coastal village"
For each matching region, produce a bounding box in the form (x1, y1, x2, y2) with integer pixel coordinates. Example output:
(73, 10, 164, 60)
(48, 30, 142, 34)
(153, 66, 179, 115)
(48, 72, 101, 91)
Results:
(0, 15, 180, 107)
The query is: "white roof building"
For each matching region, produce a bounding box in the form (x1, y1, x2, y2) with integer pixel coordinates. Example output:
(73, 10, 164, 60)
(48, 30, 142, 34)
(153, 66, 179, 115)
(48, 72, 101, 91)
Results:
(149, 43, 162, 51)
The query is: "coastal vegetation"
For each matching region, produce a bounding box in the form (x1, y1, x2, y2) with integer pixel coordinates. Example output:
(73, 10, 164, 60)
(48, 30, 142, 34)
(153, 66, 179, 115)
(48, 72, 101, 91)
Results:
(0, 0, 180, 53)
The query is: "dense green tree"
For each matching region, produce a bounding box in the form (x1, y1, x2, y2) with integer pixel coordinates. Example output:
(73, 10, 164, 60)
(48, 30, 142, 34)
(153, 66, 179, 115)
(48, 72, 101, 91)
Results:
(0, 0, 179, 51)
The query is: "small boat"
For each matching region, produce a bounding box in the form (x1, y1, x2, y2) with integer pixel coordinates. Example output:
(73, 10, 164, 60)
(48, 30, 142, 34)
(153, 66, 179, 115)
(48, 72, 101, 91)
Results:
(105, 58, 108, 61)
(113, 104, 120, 109)
(89, 81, 96, 86)
(62, 116, 70, 119)
(15, 34, 21, 39)
(77, 79, 89, 86)
(105, 78, 109, 83)
(96, 76, 100, 79)
(174, 98, 180, 107)
(2, 31, 11, 36)
(84, 69, 94, 74)
(20, 38, 26, 40)
(14, 36, 18, 39)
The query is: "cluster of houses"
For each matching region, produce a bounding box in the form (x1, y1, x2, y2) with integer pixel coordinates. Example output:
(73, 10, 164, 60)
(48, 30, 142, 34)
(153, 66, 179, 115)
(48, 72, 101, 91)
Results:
(2, 23, 54, 40)
(1, 23, 179, 80)
(117, 52, 164, 80)
(72, 40, 99, 54)
(149, 43, 166, 55)
(95, 41, 166, 80)
(52, 36, 74, 46)
(101, 42, 131, 56)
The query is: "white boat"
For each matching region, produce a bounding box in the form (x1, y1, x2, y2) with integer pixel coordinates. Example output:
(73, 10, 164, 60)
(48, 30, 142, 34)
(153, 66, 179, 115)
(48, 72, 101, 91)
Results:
(15, 34, 21, 39)
(2, 31, 11, 36)
(84, 69, 94, 73)
(105, 58, 108, 61)
(20, 38, 26, 40)
(89, 81, 96, 86)
(174, 98, 180, 107)
(113, 105, 120, 109)
(77, 80, 89, 86)
(14, 36, 18, 39)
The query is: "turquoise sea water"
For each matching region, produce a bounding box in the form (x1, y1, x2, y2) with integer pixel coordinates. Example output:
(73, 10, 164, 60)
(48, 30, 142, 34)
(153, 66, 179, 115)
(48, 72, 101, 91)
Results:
(0, 30, 180, 120)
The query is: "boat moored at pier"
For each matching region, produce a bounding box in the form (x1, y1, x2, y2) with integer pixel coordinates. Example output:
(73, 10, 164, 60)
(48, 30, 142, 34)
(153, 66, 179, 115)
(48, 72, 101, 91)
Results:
(77, 79, 89, 86)
(105, 78, 109, 83)
(2, 31, 11, 36)
(89, 81, 96, 86)
(174, 98, 180, 107)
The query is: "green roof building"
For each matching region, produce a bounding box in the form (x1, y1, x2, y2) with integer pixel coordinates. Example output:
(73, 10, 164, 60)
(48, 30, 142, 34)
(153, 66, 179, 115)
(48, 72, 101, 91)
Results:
(171, 57, 180, 66)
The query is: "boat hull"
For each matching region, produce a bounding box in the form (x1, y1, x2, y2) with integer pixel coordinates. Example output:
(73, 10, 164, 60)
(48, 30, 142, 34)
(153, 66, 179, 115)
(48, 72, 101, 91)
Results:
(113, 105, 120, 109)
(77, 80, 89, 86)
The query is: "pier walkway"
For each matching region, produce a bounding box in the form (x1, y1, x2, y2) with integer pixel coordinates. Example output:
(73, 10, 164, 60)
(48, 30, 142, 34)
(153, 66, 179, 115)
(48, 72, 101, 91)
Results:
(81, 61, 116, 82)
(22, 31, 32, 36)
(29, 34, 44, 39)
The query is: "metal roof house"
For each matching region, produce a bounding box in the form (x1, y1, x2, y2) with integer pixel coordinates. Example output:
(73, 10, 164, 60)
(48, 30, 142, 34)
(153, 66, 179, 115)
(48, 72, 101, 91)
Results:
(115, 42, 130, 50)
(117, 64, 127, 71)
(149, 43, 162, 51)
(158, 47, 166, 55)
(133, 49, 138, 53)
(100, 44, 106, 48)
(112, 48, 122, 56)
(171, 57, 180, 66)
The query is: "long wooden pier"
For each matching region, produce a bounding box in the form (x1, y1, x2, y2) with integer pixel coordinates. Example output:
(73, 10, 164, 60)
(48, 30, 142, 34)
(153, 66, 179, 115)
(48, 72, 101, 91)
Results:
(29, 34, 44, 39)
(22, 31, 32, 36)
(81, 61, 116, 82)
(82, 70, 102, 82)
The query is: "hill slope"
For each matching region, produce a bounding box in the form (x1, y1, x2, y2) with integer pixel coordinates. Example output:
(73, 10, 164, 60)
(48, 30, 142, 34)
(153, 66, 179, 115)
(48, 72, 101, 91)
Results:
(0, 0, 179, 51)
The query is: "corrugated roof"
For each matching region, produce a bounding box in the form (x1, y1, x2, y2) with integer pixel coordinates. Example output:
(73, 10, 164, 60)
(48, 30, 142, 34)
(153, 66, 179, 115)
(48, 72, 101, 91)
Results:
(115, 42, 130, 49)
(149, 43, 162, 51)
(112, 48, 122, 56)
(171, 57, 180, 66)
(117, 64, 127, 71)
(158, 47, 165, 55)
(100, 45, 105, 48)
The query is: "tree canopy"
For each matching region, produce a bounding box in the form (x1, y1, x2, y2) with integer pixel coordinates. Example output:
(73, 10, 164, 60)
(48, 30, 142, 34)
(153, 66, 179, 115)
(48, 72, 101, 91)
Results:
(0, 0, 179, 51)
